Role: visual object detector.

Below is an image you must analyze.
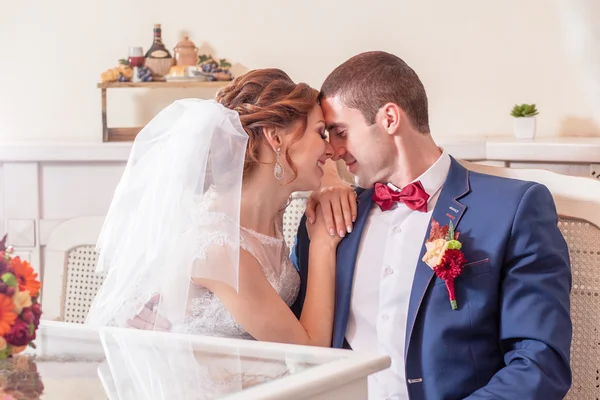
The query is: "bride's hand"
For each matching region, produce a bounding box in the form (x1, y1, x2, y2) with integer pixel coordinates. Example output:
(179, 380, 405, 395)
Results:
(306, 204, 343, 248)
(305, 184, 357, 239)
(126, 293, 172, 331)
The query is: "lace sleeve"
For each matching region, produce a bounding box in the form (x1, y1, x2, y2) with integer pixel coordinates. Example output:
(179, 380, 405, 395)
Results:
(191, 211, 242, 287)
(91, 211, 242, 329)
(196, 212, 240, 260)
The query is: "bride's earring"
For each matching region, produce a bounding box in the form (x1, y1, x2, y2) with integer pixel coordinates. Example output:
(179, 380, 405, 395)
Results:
(274, 148, 284, 180)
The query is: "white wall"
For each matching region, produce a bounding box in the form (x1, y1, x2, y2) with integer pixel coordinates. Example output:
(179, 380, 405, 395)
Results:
(1, 0, 599, 142)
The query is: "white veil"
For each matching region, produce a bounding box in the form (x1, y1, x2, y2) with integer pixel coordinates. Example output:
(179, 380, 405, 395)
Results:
(86, 98, 248, 329)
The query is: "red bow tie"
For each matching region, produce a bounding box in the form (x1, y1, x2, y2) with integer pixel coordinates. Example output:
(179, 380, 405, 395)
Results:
(372, 181, 430, 212)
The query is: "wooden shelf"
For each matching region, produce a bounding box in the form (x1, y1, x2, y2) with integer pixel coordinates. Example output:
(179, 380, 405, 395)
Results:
(99, 79, 230, 142)
(97, 81, 229, 89)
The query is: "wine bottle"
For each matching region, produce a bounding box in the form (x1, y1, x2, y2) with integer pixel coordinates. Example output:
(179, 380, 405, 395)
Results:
(145, 24, 172, 59)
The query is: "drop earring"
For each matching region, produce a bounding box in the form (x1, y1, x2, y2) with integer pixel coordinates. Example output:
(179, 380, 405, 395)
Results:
(274, 148, 284, 180)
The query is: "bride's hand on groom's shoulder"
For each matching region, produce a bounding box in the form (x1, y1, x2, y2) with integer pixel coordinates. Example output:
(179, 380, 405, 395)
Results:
(305, 184, 357, 239)
(306, 204, 343, 248)
(125, 293, 172, 331)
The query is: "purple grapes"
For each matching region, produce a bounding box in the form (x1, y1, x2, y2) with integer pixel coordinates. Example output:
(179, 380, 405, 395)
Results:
(137, 66, 153, 82)
(201, 62, 222, 74)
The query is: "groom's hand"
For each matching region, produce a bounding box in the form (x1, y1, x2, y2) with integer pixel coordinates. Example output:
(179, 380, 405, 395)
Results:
(305, 185, 357, 238)
(125, 293, 172, 331)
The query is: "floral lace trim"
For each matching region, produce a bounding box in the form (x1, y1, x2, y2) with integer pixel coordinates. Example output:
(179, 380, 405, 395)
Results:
(240, 226, 283, 246)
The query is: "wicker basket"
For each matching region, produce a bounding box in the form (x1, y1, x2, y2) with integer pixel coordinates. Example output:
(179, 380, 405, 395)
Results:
(144, 58, 175, 79)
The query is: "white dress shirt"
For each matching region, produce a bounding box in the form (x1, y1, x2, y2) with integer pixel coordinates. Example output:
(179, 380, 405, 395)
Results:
(346, 151, 451, 400)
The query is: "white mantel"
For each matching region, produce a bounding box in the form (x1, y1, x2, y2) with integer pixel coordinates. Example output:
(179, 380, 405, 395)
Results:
(1, 136, 599, 163)
(0, 136, 598, 278)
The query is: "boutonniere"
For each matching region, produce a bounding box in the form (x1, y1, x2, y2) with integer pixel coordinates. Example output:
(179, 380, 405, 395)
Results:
(422, 219, 467, 310)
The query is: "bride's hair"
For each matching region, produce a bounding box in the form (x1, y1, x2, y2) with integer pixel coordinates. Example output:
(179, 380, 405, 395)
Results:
(216, 68, 319, 181)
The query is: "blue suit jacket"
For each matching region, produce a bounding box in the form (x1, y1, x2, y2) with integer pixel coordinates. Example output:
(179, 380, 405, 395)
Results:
(290, 157, 572, 399)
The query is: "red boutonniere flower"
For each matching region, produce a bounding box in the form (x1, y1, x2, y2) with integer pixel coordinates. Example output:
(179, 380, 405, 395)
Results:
(422, 219, 467, 310)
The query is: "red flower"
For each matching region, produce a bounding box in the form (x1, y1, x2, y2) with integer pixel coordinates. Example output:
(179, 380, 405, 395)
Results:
(21, 308, 35, 324)
(434, 249, 467, 310)
(0, 256, 7, 275)
(31, 302, 41, 317)
(435, 249, 466, 280)
(5, 319, 33, 347)
(31, 303, 41, 327)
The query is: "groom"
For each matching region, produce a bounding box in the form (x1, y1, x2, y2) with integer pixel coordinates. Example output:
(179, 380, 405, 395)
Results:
(291, 51, 572, 399)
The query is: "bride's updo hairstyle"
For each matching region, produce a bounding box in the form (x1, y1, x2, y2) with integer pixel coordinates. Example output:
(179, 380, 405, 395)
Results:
(215, 68, 319, 182)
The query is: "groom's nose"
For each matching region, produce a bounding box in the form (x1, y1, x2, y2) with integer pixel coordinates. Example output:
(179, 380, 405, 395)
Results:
(330, 144, 346, 162)
(323, 142, 334, 159)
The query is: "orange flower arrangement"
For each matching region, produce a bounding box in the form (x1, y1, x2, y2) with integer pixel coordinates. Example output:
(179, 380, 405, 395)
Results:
(0, 235, 42, 360)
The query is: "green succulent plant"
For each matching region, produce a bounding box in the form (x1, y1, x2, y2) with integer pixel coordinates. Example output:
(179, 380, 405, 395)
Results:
(511, 104, 539, 117)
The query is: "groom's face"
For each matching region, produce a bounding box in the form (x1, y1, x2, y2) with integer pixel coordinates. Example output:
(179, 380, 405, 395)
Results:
(321, 95, 390, 188)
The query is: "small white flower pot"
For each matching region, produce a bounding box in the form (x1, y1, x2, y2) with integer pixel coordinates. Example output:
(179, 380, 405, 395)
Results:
(513, 116, 536, 139)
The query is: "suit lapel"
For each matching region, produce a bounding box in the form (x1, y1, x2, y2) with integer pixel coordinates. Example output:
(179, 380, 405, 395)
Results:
(332, 188, 374, 348)
(404, 157, 471, 359)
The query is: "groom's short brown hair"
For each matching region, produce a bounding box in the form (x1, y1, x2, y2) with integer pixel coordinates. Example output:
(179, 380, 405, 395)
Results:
(320, 51, 430, 134)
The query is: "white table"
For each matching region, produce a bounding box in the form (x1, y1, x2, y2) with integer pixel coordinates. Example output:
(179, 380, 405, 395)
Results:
(23, 321, 390, 399)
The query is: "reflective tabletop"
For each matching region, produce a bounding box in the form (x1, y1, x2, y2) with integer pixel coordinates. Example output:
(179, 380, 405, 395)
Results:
(12, 321, 389, 399)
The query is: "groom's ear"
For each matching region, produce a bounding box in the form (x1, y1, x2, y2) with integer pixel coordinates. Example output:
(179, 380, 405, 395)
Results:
(378, 103, 402, 135)
(262, 126, 283, 151)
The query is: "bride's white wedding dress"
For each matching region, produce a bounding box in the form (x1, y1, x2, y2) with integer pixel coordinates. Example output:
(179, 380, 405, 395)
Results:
(99, 212, 306, 399)
(172, 217, 301, 339)
(85, 99, 309, 398)
(166, 216, 304, 398)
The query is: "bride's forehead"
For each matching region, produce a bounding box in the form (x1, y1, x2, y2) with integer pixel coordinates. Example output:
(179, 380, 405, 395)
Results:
(320, 97, 357, 122)
(310, 103, 324, 116)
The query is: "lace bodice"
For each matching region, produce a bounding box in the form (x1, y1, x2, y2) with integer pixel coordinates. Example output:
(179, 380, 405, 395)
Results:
(172, 221, 300, 339)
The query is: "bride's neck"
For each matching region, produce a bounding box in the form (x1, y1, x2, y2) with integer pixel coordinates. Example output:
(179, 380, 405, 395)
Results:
(240, 166, 293, 236)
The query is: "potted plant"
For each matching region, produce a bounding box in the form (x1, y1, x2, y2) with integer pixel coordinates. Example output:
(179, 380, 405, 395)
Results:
(511, 104, 539, 139)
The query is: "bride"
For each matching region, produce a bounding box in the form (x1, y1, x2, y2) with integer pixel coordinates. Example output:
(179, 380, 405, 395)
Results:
(86, 69, 351, 347)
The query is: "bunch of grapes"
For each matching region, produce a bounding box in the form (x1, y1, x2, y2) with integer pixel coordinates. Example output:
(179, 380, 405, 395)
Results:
(117, 73, 130, 82)
(198, 55, 232, 81)
(137, 66, 153, 82)
(201, 62, 223, 74)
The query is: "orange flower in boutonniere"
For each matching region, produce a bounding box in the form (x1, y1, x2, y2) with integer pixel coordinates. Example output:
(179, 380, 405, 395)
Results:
(422, 219, 467, 310)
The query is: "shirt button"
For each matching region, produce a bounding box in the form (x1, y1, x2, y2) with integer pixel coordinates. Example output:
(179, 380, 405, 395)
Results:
(381, 314, 389, 321)
(384, 267, 394, 276)
(392, 226, 402, 234)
